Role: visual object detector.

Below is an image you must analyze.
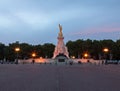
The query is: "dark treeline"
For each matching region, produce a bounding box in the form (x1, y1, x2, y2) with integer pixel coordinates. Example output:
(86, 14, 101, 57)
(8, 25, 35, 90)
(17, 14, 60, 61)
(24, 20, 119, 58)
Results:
(66, 39, 120, 60)
(0, 41, 55, 62)
(0, 39, 120, 61)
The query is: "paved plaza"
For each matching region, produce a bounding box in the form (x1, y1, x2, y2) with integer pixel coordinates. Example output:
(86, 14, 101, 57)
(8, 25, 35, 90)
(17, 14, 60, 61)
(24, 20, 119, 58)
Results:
(0, 64, 120, 91)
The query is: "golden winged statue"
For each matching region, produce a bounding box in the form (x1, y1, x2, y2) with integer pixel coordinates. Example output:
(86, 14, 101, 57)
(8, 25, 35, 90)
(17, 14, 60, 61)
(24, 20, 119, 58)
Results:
(58, 24, 63, 37)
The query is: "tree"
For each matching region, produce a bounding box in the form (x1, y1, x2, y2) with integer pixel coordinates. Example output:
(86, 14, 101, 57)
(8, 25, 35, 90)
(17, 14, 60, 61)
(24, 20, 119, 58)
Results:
(0, 43, 5, 60)
(115, 39, 120, 59)
(66, 41, 78, 58)
(19, 43, 33, 59)
(0, 39, 120, 60)
(42, 43, 55, 58)
(91, 40, 102, 59)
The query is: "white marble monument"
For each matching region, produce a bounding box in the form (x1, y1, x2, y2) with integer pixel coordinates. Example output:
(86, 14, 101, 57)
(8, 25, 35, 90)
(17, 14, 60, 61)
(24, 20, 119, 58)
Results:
(53, 24, 69, 59)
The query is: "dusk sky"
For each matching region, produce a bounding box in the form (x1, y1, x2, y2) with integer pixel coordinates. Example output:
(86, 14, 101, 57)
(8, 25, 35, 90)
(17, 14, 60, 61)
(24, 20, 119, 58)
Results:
(0, 0, 120, 45)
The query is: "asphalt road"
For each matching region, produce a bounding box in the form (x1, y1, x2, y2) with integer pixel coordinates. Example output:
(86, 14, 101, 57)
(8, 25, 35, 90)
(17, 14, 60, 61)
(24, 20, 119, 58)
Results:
(0, 64, 120, 91)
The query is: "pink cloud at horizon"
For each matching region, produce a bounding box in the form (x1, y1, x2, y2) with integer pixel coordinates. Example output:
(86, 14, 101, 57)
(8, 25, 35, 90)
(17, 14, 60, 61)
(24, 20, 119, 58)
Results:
(70, 26, 120, 36)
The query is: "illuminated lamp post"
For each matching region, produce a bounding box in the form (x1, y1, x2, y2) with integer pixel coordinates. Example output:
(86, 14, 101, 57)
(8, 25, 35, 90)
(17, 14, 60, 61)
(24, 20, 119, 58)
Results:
(72, 56, 75, 59)
(103, 48, 109, 64)
(103, 48, 109, 53)
(84, 53, 90, 63)
(84, 53, 88, 59)
(15, 47, 20, 64)
(32, 53, 36, 64)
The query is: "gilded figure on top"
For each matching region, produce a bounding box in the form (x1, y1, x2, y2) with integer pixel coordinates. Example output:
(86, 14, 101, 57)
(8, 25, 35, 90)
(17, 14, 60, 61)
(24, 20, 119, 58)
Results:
(58, 24, 63, 37)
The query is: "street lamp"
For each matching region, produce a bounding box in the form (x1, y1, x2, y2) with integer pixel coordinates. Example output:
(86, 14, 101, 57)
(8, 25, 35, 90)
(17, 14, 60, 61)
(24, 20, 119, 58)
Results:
(72, 56, 75, 59)
(103, 48, 109, 53)
(103, 48, 109, 64)
(84, 53, 90, 63)
(32, 53, 36, 64)
(84, 53, 88, 58)
(32, 53, 36, 57)
(15, 47, 20, 64)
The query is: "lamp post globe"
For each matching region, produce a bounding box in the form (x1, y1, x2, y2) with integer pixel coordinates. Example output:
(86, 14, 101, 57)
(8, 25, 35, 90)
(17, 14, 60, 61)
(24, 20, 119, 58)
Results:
(84, 53, 88, 58)
(103, 48, 109, 53)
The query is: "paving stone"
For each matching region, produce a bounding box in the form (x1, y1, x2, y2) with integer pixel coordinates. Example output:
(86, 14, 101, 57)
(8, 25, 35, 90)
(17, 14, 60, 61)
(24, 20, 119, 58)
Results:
(0, 64, 120, 91)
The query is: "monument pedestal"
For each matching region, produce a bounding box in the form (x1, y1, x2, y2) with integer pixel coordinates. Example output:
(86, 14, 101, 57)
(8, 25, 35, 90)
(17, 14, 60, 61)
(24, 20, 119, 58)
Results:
(54, 53, 68, 65)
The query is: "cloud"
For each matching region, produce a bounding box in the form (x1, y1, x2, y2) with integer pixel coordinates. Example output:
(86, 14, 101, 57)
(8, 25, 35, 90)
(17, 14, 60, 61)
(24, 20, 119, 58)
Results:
(67, 26, 120, 41)
(70, 25, 120, 37)
(0, 0, 120, 45)
(0, 15, 12, 27)
(14, 7, 84, 30)
(15, 11, 50, 29)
